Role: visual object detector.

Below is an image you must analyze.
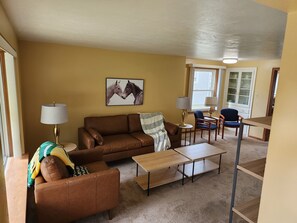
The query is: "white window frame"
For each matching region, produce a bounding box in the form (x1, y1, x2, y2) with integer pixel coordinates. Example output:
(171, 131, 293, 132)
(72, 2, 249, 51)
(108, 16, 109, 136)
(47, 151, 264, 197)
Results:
(0, 47, 23, 166)
(0, 54, 10, 165)
(187, 64, 226, 111)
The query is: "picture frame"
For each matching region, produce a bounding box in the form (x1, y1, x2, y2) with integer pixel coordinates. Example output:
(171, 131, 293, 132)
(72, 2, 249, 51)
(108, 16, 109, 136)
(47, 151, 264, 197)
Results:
(106, 78, 144, 106)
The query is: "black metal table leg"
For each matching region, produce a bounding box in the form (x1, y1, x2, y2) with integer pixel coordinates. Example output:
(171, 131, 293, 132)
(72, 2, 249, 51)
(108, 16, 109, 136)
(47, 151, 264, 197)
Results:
(192, 161, 195, 182)
(218, 154, 222, 174)
(182, 163, 185, 185)
(136, 163, 139, 176)
(147, 172, 150, 196)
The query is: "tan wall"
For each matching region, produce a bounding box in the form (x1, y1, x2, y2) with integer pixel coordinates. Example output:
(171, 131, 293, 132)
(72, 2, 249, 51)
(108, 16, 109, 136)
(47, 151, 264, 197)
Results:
(256, 0, 297, 13)
(19, 41, 186, 156)
(228, 60, 281, 139)
(0, 3, 18, 223)
(0, 3, 17, 50)
(186, 58, 224, 66)
(258, 10, 297, 223)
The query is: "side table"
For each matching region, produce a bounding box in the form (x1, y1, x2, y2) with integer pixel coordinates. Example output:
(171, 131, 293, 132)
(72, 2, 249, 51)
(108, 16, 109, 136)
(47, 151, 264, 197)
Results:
(178, 124, 193, 146)
(61, 142, 77, 152)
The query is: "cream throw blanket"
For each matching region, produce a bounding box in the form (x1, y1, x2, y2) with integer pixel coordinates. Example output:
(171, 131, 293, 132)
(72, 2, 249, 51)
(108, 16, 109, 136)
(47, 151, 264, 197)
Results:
(139, 112, 171, 152)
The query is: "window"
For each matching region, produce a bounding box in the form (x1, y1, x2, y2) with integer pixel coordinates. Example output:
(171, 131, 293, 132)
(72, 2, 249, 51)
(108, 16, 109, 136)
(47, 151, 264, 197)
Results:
(0, 50, 22, 164)
(188, 68, 218, 111)
(0, 51, 11, 165)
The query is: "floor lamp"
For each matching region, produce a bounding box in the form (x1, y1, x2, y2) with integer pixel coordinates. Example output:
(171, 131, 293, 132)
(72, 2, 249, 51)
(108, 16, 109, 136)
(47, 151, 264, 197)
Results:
(40, 103, 68, 146)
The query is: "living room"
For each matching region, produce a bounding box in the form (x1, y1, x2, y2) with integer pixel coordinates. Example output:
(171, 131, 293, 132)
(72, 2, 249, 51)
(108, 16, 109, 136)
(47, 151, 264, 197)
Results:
(0, 0, 297, 223)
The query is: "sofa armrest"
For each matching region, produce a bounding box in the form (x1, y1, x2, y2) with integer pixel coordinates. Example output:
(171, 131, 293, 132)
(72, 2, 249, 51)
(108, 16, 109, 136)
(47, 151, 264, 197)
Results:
(164, 122, 180, 135)
(78, 127, 95, 149)
(68, 148, 103, 165)
(35, 168, 120, 223)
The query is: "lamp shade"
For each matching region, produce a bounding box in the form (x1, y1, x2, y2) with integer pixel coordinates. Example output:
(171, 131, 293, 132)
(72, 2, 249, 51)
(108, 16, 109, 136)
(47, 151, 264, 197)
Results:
(40, 103, 68, 124)
(176, 97, 190, 109)
(204, 97, 218, 106)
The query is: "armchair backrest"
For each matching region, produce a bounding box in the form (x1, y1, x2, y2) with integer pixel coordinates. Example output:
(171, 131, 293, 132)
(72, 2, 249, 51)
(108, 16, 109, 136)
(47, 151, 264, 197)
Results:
(220, 108, 239, 121)
(194, 110, 204, 119)
(194, 110, 204, 124)
(85, 115, 129, 136)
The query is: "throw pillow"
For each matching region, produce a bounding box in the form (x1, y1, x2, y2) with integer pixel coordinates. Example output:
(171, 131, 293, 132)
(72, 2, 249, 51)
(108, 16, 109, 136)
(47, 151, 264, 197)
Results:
(73, 166, 89, 177)
(40, 156, 70, 182)
(87, 128, 104, 145)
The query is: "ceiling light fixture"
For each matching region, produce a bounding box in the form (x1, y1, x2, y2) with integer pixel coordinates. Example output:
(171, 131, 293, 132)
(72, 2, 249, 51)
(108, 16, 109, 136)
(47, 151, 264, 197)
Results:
(223, 58, 238, 64)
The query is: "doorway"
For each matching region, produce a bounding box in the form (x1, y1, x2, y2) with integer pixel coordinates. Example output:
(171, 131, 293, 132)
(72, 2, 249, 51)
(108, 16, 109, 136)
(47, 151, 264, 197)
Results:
(264, 67, 279, 141)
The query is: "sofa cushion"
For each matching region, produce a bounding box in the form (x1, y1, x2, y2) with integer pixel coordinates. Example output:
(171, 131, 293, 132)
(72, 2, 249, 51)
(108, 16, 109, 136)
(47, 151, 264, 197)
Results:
(85, 160, 109, 173)
(130, 132, 154, 147)
(85, 115, 128, 136)
(128, 114, 142, 133)
(98, 134, 142, 154)
(40, 156, 70, 182)
(86, 128, 104, 145)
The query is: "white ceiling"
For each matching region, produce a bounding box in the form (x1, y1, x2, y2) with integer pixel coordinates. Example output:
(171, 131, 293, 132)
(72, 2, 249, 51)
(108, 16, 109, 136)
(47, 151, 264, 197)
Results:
(1, 0, 287, 61)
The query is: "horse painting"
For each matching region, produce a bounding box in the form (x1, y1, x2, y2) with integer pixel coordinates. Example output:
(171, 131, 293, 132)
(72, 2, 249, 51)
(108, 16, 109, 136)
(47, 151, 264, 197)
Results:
(106, 80, 123, 105)
(121, 80, 143, 105)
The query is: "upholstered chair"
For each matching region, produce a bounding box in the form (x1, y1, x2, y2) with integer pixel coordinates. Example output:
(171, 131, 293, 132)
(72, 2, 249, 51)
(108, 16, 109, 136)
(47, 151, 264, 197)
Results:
(193, 110, 218, 144)
(219, 108, 243, 139)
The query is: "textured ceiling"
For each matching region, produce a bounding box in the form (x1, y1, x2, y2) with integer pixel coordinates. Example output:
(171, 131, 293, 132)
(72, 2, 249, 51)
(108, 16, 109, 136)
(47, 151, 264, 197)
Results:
(1, 0, 287, 60)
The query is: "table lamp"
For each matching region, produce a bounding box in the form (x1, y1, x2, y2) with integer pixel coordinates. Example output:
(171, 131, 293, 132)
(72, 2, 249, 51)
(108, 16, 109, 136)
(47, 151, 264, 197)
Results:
(40, 103, 68, 146)
(176, 97, 190, 127)
(204, 97, 217, 117)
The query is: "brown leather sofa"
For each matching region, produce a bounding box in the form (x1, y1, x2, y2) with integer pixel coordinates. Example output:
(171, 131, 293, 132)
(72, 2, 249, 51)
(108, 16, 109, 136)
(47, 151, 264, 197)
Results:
(34, 149, 120, 223)
(78, 114, 181, 162)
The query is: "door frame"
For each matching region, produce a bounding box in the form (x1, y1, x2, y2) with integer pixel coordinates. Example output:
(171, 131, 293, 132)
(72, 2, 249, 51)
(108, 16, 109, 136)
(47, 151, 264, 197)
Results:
(263, 67, 279, 141)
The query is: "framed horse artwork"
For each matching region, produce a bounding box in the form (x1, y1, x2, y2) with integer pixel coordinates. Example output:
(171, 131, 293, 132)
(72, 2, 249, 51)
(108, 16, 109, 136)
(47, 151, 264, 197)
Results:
(106, 78, 144, 106)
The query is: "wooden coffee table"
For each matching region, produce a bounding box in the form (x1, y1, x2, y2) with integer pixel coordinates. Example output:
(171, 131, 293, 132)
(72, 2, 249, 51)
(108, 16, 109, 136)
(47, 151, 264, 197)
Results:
(174, 143, 226, 182)
(132, 150, 190, 196)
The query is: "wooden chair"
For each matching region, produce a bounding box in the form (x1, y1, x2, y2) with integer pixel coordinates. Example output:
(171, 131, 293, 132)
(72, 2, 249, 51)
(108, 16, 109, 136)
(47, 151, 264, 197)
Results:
(193, 110, 218, 144)
(219, 108, 243, 139)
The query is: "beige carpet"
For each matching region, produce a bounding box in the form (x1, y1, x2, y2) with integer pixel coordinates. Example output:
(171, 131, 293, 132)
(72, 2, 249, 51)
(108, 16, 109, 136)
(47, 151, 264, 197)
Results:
(76, 130, 267, 223)
(27, 130, 268, 223)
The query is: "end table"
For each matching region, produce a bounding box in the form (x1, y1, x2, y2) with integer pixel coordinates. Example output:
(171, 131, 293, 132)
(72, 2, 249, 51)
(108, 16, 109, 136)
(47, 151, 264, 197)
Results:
(61, 142, 77, 152)
(178, 124, 193, 146)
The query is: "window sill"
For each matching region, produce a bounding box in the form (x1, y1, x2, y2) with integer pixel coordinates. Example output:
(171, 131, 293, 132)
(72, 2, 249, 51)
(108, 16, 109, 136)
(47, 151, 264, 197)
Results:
(191, 108, 209, 112)
(5, 154, 28, 223)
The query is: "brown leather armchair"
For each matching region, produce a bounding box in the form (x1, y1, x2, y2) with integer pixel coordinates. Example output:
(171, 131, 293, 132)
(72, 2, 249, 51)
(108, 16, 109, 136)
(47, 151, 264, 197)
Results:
(34, 149, 120, 223)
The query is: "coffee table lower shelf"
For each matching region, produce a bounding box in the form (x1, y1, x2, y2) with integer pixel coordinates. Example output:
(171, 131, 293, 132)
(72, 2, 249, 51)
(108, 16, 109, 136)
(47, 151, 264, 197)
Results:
(134, 167, 183, 190)
(178, 160, 219, 177)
